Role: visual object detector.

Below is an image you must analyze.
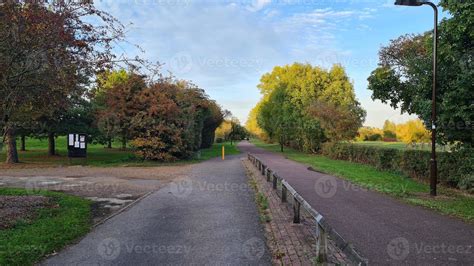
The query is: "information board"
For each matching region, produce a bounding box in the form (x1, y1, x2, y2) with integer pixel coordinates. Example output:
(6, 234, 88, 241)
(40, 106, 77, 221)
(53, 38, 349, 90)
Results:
(68, 133, 87, 158)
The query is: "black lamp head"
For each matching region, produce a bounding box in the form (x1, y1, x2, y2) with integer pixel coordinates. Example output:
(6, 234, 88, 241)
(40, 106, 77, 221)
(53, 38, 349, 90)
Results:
(395, 0, 424, 6)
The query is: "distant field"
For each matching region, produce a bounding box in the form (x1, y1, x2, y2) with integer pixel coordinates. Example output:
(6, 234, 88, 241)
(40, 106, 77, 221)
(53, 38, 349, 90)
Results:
(0, 136, 240, 167)
(352, 141, 433, 151)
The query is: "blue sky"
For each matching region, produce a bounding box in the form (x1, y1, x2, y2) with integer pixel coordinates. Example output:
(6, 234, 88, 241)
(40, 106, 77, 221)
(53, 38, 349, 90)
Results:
(97, 0, 445, 127)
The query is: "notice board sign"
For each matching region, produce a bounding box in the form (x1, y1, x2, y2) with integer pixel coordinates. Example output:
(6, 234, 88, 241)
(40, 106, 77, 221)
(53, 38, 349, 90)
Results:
(68, 133, 87, 158)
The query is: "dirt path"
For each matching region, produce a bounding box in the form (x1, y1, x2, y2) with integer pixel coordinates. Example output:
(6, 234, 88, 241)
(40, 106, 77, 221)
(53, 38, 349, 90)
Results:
(0, 165, 193, 223)
(238, 141, 474, 265)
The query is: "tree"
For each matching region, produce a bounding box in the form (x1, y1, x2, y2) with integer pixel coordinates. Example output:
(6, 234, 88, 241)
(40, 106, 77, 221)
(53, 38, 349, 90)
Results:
(229, 118, 247, 145)
(200, 102, 224, 149)
(99, 72, 147, 149)
(309, 101, 365, 142)
(129, 79, 224, 162)
(396, 119, 431, 145)
(253, 63, 365, 152)
(215, 121, 233, 141)
(356, 127, 384, 142)
(0, 1, 125, 163)
(245, 103, 267, 140)
(94, 70, 137, 149)
(367, 1, 473, 146)
(383, 120, 397, 139)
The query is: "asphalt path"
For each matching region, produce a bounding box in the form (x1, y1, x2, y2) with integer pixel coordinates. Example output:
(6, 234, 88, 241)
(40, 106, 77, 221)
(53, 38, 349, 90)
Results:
(239, 141, 473, 265)
(44, 155, 271, 265)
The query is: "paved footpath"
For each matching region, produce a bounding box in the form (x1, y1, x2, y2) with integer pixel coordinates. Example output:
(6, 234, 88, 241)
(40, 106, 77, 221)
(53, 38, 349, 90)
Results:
(239, 141, 474, 265)
(44, 155, 271, 265)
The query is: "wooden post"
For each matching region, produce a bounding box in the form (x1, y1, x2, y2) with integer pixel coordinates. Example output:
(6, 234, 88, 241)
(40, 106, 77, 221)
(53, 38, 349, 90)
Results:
(282, 185, 287, 203)
(261, 164, 266, 175)
(319, 226, 328, 262)
(272, 174, 278, 189)
(293, 199, 300, 224)
(266, 169, 271, 182)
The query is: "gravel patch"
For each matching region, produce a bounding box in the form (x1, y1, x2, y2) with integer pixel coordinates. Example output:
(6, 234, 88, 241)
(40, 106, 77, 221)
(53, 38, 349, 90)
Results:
(0, 196, 51, 229)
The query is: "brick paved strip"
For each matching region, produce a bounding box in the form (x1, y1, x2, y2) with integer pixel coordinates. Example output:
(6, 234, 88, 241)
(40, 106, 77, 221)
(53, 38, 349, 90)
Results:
(243, 158, 352, 265)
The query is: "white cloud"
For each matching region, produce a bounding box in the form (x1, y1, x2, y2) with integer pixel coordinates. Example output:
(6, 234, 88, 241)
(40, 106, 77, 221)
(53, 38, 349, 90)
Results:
(95, 1, 403, 125)
(247, 0, 272, 12)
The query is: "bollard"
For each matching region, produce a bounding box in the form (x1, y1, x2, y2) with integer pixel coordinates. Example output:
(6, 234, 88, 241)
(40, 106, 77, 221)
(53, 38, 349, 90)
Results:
(282, 185, 287, 203)
(293, 199, 300, 224)
(272, 174, 278, 189)
(319, 228, 328, 262)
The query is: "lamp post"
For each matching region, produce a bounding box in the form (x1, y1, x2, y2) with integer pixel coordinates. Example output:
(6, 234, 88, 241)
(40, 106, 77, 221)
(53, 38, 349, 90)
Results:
(395, 0, 438, 196)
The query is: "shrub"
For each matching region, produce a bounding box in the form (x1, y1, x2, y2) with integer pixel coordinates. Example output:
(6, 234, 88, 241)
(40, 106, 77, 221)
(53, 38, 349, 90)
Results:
(321, 142, 473, 192)
(367, 133, 382, 141)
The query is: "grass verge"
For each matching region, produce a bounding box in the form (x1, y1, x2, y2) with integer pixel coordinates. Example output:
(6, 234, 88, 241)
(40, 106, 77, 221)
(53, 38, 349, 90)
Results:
(248, 173, 271, 223)
(0, 188, 91, 265)
(0, 137, 240, 167)
(251, 139, 474, 223)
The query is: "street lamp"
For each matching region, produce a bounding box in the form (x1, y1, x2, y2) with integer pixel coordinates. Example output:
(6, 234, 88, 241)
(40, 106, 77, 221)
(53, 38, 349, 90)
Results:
(395, 0, 439, 196)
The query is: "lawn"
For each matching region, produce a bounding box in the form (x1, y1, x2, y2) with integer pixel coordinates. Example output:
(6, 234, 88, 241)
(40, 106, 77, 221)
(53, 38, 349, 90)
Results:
(198, 141, 240, 160)
(251, 139, 474, 223)
(352, 141, 413, 150)
(0, 136, 240, 167)
(0, 188, 91, 265)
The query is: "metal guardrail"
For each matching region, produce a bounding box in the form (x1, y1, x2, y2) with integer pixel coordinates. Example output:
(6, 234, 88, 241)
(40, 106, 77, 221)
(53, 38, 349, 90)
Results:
(248, 153, 368, 265)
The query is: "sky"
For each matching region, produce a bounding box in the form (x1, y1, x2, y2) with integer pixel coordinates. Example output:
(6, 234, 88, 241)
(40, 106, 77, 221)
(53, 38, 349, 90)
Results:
(96, 0, 445, 128)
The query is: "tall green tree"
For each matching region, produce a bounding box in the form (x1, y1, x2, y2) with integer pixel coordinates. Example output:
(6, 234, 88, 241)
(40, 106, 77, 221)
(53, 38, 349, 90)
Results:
(367, 0, 473, 146)
(255, 63, 365, 152)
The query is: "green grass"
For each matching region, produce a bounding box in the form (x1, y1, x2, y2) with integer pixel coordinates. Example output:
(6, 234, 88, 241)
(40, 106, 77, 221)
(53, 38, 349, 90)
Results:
(0, 136, 240, 167)
(252, 139, 474, 223)
(198, 141, 240, 161)
(352, 141, 413, 150)
(0, 188, 91, 265)
(351, 141, 451, 151)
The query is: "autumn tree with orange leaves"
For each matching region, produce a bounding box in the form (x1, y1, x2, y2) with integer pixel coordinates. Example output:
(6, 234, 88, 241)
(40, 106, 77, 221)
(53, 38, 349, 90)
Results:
(0, 1, 126, 163)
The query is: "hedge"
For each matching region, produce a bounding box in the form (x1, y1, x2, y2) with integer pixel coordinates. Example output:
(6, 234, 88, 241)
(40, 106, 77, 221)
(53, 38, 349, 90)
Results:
(321, 143, 473, 193)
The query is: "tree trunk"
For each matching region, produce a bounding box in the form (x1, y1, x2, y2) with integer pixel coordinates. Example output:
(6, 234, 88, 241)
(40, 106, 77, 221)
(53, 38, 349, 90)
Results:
(20, 135, 26, 151)
(48, 132, 56, 156)
(5, 128, 19, 164)
(121, 137, 126, 150)
(280, 136, 284, 152)
(107, 138, 112, 149)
